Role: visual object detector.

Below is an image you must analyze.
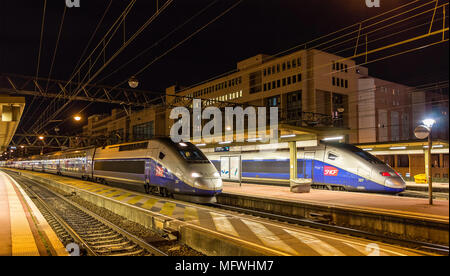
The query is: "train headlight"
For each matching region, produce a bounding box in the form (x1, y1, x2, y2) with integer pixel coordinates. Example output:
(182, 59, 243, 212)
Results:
(192, 172, 203, 178)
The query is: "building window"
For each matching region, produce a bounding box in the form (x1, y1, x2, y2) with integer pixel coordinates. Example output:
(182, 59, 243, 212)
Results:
(293, 75, 297, 83)
(332, 77, 336, 86)
(263, 69, 267, 76)
(277, 80, 281, 88)
(272, 81, 276, 89)
(277, 64, 280, 73)
(287, 76, 291, 85)
(282, 78, 286, 86)
(268, 67, 271, 75)
(282, 63, 286, 71)
(287, 61, 291, 69)
(133, 121, 154, 142)
(292, 59, 297, 68)
(298, 74, 302, 82)
(397, 155, 409, 168)
(249, 71, 262, 94)
(264, 83, 267, 91)
(345, 79, 348, 88)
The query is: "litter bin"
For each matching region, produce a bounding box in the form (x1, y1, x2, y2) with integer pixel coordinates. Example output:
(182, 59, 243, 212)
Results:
(414, 174, 427, 184)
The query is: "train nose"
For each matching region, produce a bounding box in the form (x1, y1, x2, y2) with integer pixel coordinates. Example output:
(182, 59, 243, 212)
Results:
(385, 177, 407, 191)
(194, 177, 223, 191)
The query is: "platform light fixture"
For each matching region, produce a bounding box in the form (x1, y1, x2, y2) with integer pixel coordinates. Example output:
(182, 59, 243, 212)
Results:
(128, 76, 139, 88)
(247, 138, 262, 142)
(322, 136, 344, 141)
(363, 148, 373, 151)
(280, 134, 296, 139)
(219, 141, 232, 145)
(422, 118, 436, 128)
(424, 145, 444, 149)
(74, 115, 82, 121)
(38, 136, 44, 140)
(389, 146, 406, 150)
(195, 144, 206, 147)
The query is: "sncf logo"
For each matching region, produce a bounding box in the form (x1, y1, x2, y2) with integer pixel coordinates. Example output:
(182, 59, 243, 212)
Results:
(324, 166, 339, 176)
(155, 166, 164, 177)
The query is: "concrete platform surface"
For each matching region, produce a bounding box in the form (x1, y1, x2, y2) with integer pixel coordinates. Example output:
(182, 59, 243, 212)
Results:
(0, 171, 68, 256)
(2, 168, 439, 256)
(223, 182, 449, 222)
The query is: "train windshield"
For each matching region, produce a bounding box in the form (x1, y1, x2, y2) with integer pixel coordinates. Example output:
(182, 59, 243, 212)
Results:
(179, 149, 209, 162)
(328, 143, 385, 164)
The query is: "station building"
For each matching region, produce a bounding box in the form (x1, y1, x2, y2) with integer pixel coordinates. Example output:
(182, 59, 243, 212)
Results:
(80, 48, 449, 182)
(165, 49, 359, 143)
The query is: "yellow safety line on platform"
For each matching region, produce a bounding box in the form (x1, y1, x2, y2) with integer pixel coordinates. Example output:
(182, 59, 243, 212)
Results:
(141, 198, 158, 210)
(115, 193, 133, 201)
(2, 173, 40, 256)
(283, 228, 345, 256)
(105, 191, 124, 198)
(10, 177, 68, 256)
(240, 219, 298, 255)
(160, 202, 177, 216)
(184, 206, 199, 222)
(127, 195, 144, 205)
(210, 212, 239, 237)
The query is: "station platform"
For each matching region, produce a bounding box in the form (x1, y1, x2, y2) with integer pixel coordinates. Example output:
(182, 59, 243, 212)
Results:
(1, 168, 434, 256)
(405, 181, 449, 193)
(0, 171, 68, 256)
(222, 182, 449, 221)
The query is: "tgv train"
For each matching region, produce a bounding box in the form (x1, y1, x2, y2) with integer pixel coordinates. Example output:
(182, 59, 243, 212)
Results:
(1, 138, 223, 203)
(208, 142, 406, 194)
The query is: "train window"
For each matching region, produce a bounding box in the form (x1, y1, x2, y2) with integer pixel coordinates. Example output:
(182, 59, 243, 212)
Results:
(94, 160, 145, 174)
(179, 150, 208, 162)
(328, 153, 338, 161)
(159, 152, 165, 160)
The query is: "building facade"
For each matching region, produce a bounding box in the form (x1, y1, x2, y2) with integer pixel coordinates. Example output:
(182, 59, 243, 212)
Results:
(166, 49, 359, 143)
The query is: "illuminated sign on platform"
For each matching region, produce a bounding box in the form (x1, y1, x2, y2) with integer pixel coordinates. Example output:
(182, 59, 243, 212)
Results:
(215, 147, 230, 153)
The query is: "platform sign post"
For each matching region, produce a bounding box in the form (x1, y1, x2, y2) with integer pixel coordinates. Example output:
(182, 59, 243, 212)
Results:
(414, 125, 433, 205)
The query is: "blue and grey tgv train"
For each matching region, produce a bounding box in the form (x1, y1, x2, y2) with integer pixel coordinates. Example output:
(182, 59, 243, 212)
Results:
(209, 142, 406, 194)
(2, 138, 223, 203)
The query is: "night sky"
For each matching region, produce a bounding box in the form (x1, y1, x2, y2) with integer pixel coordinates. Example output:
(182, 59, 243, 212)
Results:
(0, 0, 448, 134)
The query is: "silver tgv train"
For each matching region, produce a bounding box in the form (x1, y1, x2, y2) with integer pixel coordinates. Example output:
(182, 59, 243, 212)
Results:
(208, 142, 406, 194)
(2, 138, 223, 203)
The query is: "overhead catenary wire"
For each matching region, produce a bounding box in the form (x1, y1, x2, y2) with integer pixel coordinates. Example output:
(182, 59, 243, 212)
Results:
(175, 0, 448, 94)
(23, 0, 48, 122)
(28, 0, 139, 133)
(52, 0, 244, 132)
(31, 0, 176, 134)
(30, 0, 449, 136)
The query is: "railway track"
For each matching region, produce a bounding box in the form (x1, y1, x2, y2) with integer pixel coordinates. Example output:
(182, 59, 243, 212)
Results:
(13, 174, 167, 256)
(212, 203, 449, 256)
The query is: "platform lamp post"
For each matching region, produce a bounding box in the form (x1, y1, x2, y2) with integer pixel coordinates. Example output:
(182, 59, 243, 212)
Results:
(415, 119, 436, 205)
